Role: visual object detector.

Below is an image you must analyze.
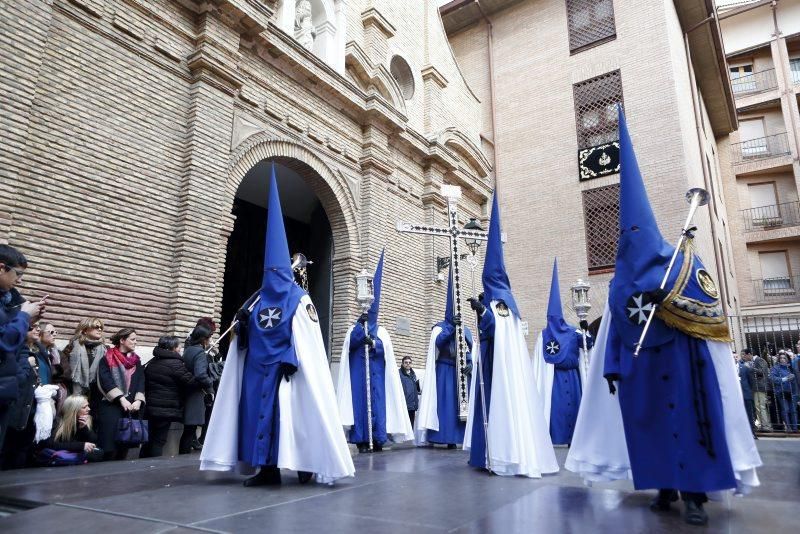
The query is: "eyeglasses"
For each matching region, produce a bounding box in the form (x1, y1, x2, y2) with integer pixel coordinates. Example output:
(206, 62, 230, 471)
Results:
(3, 266, 24, 278)
(44, 329, 57, 335)
(90, 325, 103, 331)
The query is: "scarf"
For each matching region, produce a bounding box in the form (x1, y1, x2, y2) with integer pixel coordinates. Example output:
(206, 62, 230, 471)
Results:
(69, 340, 106, 390)
(48, 346, 61, 366)
(105, 346, 140, 395)
(33, 384, 60, 443)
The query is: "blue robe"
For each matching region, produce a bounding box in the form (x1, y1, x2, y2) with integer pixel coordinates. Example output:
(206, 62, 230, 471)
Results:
(347, 325, 387, 445)
(605, 327, 736, 492)
(237, 291, 303, 468)
(468, 310, 495, 469)
(427, 322, 473, 445)
(547, 332, 583, 446)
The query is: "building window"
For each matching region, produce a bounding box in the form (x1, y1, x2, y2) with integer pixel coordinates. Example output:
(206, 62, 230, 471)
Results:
(582, 183, 620, 272)
(790, 58, 800, 84)
(566, 0, 617, 53)
(574, 70, 623, 150)
(389, 55, 415, 100)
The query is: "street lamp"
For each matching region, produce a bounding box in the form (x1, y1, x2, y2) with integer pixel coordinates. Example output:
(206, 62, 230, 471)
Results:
(463, 217, 483, 256)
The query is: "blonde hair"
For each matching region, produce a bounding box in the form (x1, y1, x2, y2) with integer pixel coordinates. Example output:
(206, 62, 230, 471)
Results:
(54, 395, 91, 442)
(62, 318, 106, 361)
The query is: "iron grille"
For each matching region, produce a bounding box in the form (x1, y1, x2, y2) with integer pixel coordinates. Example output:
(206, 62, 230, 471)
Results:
(566, 0, 617, 53)
(573, 70, 623, 150)
(582, 183, 620, 271)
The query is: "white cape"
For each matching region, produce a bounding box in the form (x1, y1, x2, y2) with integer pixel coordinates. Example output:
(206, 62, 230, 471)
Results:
(416, 326, 477, 444)
(532, 331, 590, 429)
(565, 302, 762, 495)
(464, 302, 559, 477)
(200, 295, 355, 484)
(336, 325, 414, 443)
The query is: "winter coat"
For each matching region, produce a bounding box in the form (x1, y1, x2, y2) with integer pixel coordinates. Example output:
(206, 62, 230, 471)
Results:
(399, 367, 420, 411)
(39, 424, 98, 453)
(145, 347, 199, 421)
(751, 356, 771, 393)
(182, 344, 213, 425)
(770, 364, 798, 396)
(737, 361, 755, 400)
(94, 358, 145, 453)
(7, 343, 36, 430)
(0, 288, 30, 405)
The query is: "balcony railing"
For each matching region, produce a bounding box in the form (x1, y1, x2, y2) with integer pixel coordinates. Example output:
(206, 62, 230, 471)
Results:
(731, 68, 778, 96)
(741, 201, 800, 232)
(752, 276, 800, 305)
(731, 132, 791, 165)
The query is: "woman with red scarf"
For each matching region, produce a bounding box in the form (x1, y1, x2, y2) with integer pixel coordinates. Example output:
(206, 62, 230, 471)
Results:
(95, 328, 145, 460)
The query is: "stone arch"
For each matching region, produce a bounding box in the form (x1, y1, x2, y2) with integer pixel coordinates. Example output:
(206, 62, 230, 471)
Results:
(227, 134, 360, 263)
(434, 127, 493, 179)
(344, 42, 407, 115)
(225, 134, 362, 353)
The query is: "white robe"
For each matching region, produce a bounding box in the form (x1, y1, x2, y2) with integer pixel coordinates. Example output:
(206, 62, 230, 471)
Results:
(532, 330, 590, 429)
(200, 295, 355, 484)
(336, 325, 414, 443)
(415, 326, 478, 445)
(464, 302, 560, 477)
(565, 302, 762, 495)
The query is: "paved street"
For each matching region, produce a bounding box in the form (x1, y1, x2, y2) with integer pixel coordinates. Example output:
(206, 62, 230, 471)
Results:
(0, 439, 796, 533)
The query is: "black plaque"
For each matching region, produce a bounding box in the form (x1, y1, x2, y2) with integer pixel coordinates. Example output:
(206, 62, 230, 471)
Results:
(579, 141, 620, 180)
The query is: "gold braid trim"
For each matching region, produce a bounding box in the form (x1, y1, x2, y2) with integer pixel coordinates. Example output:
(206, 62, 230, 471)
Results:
(655, 238, 732, 342)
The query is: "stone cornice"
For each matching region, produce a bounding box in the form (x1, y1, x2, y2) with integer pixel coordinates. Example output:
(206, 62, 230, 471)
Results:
(361, 7, 396, 38)
(421, 65, 448, 89)
(186, 43, 245, 92)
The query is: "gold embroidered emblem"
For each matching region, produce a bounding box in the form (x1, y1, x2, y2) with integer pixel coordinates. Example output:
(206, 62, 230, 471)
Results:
(696, 269, 719, 299)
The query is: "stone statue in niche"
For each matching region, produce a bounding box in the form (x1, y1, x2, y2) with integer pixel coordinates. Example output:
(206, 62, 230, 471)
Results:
(295, 0, 315, 50)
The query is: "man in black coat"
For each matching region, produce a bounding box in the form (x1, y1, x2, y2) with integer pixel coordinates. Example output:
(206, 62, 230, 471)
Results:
(142, 336, 199, 457)
(0, 245, 43, 456)
(399, 356, 420, 427)
(738, 349, 757, 437)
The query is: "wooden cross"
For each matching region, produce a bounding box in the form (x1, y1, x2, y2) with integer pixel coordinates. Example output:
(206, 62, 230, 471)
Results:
(396, 184, 489, 421)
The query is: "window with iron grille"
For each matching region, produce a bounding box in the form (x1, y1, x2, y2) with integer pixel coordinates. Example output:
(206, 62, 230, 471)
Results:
(566, 0, 617, 53)
(573, 70, 623, 150)
(582, 183, 620, 271)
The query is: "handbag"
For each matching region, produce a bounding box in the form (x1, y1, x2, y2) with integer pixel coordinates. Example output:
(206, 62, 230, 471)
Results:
(115, 410, 149, 446)
(35, 448, 87, 466)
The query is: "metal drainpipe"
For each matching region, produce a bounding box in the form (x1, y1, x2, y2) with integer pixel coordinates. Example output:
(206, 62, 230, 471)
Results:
(683, 25, 729, 316)
(475, 1, 500, 187)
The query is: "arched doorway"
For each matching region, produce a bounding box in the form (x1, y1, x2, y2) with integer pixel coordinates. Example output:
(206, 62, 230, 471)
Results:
(221, 158, 334, 354)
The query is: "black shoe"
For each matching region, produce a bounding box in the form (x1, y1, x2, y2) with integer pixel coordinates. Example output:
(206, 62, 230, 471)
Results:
(684, 500, 708, 526)
(191, 439, 203, 451)
(243, 467, 281, 487)
(357, 443, 369, 453)
(447, 444, 457, 450)
(298, 471, 313, 484)
(649, 490, 678, 512)
(372, 442, 383, 452)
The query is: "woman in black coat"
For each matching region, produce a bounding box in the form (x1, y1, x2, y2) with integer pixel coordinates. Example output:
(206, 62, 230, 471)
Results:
(181, 325, 213, 454)
(141, 336, 199, 457)
(95, 328, 145, 461)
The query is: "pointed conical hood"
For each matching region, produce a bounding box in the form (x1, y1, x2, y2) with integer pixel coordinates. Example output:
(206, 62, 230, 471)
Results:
(481, 188, 520, 318)
(608, 108, 679, 349)
(542, 258, 578, 364)
(259, 164, 295, 302)
(444, 265, 454, 323)
(366, 248, 385, 336)
(547, 259, 563, 320)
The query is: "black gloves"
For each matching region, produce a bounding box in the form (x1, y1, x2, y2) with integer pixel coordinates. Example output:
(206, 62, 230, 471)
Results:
(280, 362, 298, 382)
(461, 363, 473, 377)
(236, 308, 251, 324)
(579, 320, 589, 331)
(467, 297, 486, 315)
(643, 288, 669, 305)
(364, 334, 376, 349)
(358, 312, 369, 325)
(605, 373, 620, 395)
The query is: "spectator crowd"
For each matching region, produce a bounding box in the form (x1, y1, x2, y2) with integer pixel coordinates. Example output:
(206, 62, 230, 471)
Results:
(737, 344, 799, 436)
(0, 244, 221, 468)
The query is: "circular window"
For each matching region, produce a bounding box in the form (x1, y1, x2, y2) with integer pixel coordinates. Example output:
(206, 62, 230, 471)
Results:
(390, 55, 415, 100)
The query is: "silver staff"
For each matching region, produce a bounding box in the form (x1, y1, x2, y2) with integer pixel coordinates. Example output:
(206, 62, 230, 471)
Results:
(464, 228, 492, 473)
(355, 269, 375, 452)
(206, 294, 261, 356)
(634, 187, 710, 356)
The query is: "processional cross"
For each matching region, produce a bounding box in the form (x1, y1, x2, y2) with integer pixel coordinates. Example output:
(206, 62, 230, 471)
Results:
(396, 184, 489, 421)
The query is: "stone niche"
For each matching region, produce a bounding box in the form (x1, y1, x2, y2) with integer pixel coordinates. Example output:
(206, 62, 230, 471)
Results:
(276, 0, 345, 72)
